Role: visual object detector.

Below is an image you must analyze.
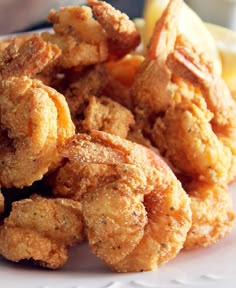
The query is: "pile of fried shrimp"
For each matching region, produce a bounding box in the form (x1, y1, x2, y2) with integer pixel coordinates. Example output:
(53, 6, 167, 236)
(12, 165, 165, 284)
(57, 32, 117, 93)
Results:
(0, 0, 235, 273)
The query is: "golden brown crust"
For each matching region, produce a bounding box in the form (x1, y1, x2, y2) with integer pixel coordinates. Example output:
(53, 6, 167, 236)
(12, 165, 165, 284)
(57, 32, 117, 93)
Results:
(59, 131, 192, 272)
(0, 195, 84, 269)
(151, 96, 232, 184)
(42, 6, 108, 68)
(82, 96, 134, 138)
(0, 0, 234, 273)
(0, 34, 33, 53)
(0, 77, 74, 188)
(0, 35, 61, 80)
(184, 182, 235, 249)
(87, 0, 141, 58)
(129, 0, 236, 252)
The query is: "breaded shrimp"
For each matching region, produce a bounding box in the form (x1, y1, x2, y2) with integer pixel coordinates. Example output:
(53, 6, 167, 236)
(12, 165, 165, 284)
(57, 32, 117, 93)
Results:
(82, 96, 134, 138)
(0, 195, 84, 269)
(166, 38, 236, 182)
(62, 65, 134, 137)
(0, 36, 74, 187)
(63, 65, 108, 131)
(42, 6, 108, 68)
(50, 162, 118, 201)
(151, 94, 232, 184)
(50, 94, 135, 200)
(87, 0, 141, 58)
(131, 0, 182, 119)
(0, 77, 74, 188)
(129, 0, 235, 186)
(167, 36, 236, 133)
(151, 97, 235, 247)
(134, 0, 235, 251)
(183, 181, 235, 249)
(60, 131, 192, 272)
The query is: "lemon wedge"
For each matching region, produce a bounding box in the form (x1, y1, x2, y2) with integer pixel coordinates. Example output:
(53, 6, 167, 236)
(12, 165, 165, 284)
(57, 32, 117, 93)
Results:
(143, 0, 222, 75)
(206, 23, 236, 97)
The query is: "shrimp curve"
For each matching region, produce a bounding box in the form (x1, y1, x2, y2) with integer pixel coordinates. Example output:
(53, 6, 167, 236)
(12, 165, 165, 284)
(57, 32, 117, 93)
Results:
(60, 130, 192, 272)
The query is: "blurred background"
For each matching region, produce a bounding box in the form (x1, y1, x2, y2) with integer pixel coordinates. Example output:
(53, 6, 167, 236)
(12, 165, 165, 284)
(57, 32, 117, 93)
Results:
(0, 0, 143, 34)
(0, 0, 236, 34)
(185, 0, 236, 30)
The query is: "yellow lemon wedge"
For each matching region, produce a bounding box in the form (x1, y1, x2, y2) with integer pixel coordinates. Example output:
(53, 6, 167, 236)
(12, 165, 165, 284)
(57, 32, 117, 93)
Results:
(206, 23, 236, 98)
(142, 0, 222, 75)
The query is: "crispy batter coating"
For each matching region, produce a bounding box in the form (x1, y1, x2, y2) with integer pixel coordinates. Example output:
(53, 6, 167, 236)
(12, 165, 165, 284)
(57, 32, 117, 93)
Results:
(167, 35, 236, 132)
(42, 6, 108, 68)
(62, 65, 134, 137)
(0, 195, 84, 269)
(0, 77, 74, 188)
(87, 0, 141, 58)
(64, 65, 108, 131)
(151, 95, 232, 184)
(131, 0, 182, 119)
(0, 35, 61, 80)
(0, 0, 234, 273)
(51, 163, 120, 201)
(0, 34, 73, 188)
(82, 178, 147, 266)
(0, 34, 33, 53)
(50, 95, 135, 200)
(60, 131, 191, 272)
(166, 38, 236, 182)
(184, 182, 235, 249)
(131, 0, 236, 252)
(82, 96, 134, 138)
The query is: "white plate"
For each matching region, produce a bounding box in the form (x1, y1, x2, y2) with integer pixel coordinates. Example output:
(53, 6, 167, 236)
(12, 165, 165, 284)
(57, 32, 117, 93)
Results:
(0, 183, 235, 288)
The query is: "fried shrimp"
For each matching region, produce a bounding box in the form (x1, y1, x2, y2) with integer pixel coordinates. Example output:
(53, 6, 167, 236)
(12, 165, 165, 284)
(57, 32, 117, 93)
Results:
(151, 94, 232, 184)
(42, 5, 108, 68)
(60, 131, 191, 272)
(135, 0, 235, 184)
(0, 36, 74, 188)
(82, 96, 134, 138)
(0, 0, 234, 274)
(87, 0, 141, 58)
(131, 0, 232, 184)
(63, 65, 108, 131)
(0, 77, 73, 188)
(0, 195, 84, 269)
(41, 1, 140, 67)
(50, 162, 115, 201)
(167, 36, 236, 133)
(131, 0, 182, 119)
(166, 38, 236, 182)
(183, 181, 234, 249)
(62, 65, 134, 136)
(128, 0, 235, 251)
